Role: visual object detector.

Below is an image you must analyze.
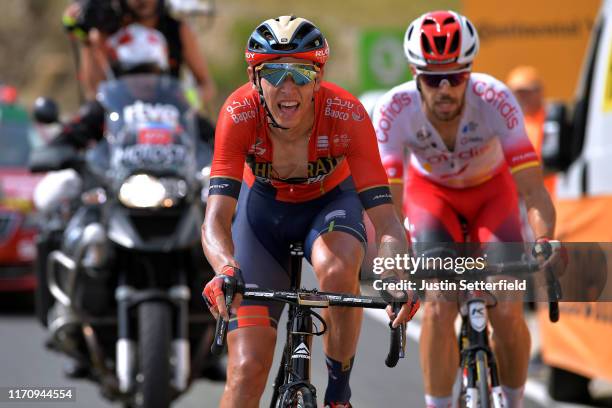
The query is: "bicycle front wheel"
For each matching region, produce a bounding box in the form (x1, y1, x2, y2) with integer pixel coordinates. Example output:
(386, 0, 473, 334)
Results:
(475, 350, 490, 408)
(278, 385, 317, 408)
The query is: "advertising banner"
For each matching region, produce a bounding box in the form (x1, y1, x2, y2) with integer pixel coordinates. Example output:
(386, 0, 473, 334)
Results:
(462, 0, 601, 101)
(537, 196, 612, 380)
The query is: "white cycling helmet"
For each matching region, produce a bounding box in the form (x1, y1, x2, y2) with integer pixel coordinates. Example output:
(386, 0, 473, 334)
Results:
(403, 10, 479, 71)
(106, 23, 169, 73)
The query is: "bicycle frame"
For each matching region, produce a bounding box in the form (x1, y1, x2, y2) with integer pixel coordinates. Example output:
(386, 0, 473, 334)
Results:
(269, 242, 318, 406)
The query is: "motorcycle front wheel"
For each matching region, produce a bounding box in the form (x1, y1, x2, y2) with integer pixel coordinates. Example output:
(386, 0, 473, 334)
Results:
(137, 301, 171, 408)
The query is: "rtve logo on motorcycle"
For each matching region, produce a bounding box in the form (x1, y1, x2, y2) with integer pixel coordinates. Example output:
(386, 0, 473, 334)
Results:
(123, 101, 180, 127)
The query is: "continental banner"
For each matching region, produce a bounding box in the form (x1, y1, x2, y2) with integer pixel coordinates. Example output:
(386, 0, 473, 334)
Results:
(462, 0, 601, 101)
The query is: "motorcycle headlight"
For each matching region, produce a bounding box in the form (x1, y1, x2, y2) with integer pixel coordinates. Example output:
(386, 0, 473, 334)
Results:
(118, 174, 187, 209)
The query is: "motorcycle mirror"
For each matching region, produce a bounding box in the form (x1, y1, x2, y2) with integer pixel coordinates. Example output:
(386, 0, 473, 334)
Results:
(542, 101, 573, 172)
(33, 97, 59, 124)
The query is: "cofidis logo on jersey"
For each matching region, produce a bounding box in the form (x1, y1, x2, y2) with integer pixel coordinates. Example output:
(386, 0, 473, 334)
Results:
(472, 81, 519, 130)
(426, 144, 491, 164)
(376, 93, 412, 142)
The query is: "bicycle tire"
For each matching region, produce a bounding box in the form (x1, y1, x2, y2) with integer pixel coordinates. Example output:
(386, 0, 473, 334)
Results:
(475, 350, 490, 408)
(269, 353, 286, 408)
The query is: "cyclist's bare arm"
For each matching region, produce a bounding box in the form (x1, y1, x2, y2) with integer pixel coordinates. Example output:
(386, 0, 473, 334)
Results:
(201, 194, 240, 273)
(180, 22, 217, 104)
(201, 194, 242, 318)
(389, 182, 404, 222)
(366, 203, 416, 326)
(512, 166, 556, 238)
(78, 32, 111, 99)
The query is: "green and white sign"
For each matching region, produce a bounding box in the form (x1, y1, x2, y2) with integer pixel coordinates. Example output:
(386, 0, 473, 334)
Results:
(359, 29, 413, 92)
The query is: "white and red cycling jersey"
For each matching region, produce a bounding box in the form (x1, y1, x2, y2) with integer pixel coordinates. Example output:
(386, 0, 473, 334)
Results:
(374, 73, 539, 189)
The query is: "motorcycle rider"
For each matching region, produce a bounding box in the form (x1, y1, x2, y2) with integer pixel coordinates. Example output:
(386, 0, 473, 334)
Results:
(63, 0, 216, 104)
(62, 0, 216, 143)
(35, 24, 223, 380)
(47, 24, 169, 148)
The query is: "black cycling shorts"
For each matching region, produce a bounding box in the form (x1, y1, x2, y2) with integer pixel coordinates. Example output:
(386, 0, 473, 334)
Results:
(228, 177, 366, 331)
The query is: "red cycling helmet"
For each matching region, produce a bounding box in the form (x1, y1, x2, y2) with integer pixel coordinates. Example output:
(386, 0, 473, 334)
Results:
(245, 16, 329, 67)
(404, 10, 479, 72)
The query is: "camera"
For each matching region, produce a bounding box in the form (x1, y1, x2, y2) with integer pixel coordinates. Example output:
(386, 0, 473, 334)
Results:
(78, 0, 123, 34)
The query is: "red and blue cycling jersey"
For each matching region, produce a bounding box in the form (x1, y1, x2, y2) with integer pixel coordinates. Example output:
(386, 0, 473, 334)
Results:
(209, 81, 392, 209)
(212, 81, 392, 331)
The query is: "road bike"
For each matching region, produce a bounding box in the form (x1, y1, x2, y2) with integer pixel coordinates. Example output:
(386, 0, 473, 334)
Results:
(415, 256, 561, 408)
(211, 242, 412, 407)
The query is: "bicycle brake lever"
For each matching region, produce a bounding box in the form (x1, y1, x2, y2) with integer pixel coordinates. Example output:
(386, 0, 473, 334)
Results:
(211, 277, 237, 356)
(399, 322, 406, 359)
(397, 302, 409, 359)
(385, 303, 405, 367)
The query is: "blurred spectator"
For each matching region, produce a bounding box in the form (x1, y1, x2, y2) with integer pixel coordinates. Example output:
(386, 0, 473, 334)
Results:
(507, 65, 555, 195)
(507, 66, 545, 153)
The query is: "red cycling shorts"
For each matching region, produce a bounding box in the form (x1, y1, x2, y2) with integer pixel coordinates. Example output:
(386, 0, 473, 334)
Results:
(404, 168, 523, 244)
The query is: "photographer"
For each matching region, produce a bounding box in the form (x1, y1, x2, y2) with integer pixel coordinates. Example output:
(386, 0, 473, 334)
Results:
(63, 0, 217, 109)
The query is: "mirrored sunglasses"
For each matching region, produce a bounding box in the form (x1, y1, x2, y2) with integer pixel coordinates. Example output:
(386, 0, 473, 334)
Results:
(256, 63, 319, 87)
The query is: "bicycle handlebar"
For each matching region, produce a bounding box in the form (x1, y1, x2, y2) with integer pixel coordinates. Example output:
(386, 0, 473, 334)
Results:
(242, 289, 389, 308)
(210, 286, 408, 366)
(210, 259, 561, 357)
(411, 259, 561, 323)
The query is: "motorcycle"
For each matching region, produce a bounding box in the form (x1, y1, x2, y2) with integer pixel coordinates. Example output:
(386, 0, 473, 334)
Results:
(30, 74, 216, 408)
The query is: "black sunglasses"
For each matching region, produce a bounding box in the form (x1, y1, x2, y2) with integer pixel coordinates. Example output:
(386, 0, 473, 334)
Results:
(418, 72, 470, 88)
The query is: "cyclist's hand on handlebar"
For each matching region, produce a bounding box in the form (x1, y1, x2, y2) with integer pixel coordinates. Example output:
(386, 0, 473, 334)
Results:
(387, 296, 420, 328)
(533, 238, 568, 278)
(379, 275, 420, 327)
(202, 265, 244, 321)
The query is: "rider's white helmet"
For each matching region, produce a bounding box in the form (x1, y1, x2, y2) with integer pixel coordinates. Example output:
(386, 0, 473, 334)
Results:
(106, 23, 169, 73)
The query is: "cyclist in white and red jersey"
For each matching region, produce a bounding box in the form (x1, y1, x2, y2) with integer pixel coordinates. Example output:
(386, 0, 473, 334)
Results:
(374, 10, 560, 408)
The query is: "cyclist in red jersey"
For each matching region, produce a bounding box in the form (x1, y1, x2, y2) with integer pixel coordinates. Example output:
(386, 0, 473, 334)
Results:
(374, 11, 563, 408)
(201, 16, 418, 408)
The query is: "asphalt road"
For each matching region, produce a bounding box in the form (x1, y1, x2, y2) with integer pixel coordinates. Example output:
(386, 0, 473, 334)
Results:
(0, 264, 603, 408)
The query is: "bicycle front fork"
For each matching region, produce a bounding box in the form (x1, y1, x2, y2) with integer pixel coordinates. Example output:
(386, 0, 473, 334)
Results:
(460, 299, 504, 408)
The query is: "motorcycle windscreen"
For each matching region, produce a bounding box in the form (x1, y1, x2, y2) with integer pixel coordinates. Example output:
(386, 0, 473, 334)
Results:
(96, 74, 199, 185)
